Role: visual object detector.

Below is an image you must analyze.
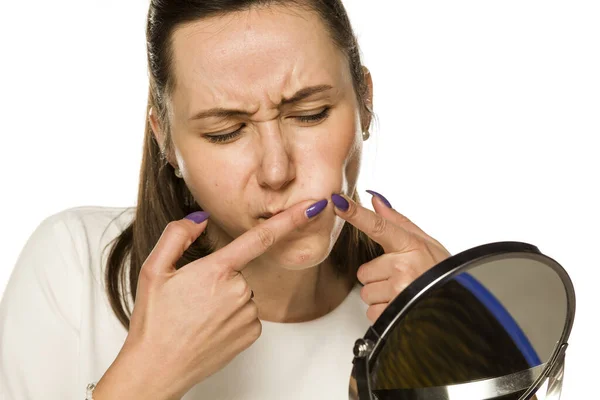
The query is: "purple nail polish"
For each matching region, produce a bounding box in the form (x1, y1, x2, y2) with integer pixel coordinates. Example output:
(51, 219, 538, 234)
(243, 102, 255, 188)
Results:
(305, 199, 328, 218)
(184, 211, 210, 224)
(366, 190, 392, 208)
(331, 194, 349, 211)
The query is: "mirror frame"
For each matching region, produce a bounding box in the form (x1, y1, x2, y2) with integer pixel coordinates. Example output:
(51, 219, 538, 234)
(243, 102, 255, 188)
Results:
(351, 241, 576, 400)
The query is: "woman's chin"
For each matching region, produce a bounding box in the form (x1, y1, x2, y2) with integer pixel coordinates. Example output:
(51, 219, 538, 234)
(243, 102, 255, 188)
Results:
(268, 235, 335, 270)
(251, 211, 345, 270)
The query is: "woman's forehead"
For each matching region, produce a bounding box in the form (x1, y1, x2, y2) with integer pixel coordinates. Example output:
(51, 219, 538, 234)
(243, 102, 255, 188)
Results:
(169, 5, 349, 114)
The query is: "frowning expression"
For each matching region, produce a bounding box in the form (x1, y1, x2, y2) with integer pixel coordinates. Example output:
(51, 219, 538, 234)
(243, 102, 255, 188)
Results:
(151, 4, 370, 269)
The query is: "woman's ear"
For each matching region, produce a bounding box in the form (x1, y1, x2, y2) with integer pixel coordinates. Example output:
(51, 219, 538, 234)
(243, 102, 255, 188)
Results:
(148, 106, 164, 146)
(149, 106, 178, 169)
(361, 66, 374, 131)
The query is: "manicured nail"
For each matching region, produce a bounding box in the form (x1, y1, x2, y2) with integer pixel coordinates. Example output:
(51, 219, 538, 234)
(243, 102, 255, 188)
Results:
(366, 190, 392, 208)
(305, 199, 328, 218)
(331, 193, 349, 211)
(184, 211, 210, 224)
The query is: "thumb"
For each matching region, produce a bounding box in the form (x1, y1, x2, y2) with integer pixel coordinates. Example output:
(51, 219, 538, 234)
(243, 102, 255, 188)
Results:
(142, 211, 210, 276)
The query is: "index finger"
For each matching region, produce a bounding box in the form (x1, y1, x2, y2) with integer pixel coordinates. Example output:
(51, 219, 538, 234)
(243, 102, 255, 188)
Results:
(207, 198, 328, 271)
(332, 194, 415, 253)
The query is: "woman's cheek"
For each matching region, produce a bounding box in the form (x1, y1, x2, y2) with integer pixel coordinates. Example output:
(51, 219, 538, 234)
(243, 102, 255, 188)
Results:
(272, 212, 344, 270)
(344, 138, 363, 194)
(320, 120, 362, 193)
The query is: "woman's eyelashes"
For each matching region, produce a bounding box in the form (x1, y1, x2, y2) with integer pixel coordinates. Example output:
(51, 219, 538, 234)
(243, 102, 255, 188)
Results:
(295, 107, 331, 123)
(206, 128, 244, 143)
(205, 107, 331, 144)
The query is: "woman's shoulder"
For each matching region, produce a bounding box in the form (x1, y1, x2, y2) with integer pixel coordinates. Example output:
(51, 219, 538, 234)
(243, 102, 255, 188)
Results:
(46, 205, 136, 234)
(41, 205, 135, 251)
(15, 205, 137, 290)
(0, 206, 138, 397)
(1, 206, 136, 335)
(42, 205, 136, 272)
(18, 204, 135, 259)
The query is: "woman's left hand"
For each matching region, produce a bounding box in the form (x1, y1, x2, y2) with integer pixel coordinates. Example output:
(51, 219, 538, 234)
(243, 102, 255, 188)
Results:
(332, 191, 452, 323)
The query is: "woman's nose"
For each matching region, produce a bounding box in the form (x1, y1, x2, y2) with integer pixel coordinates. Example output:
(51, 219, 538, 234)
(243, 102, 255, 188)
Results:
(255, 122, 296, 190)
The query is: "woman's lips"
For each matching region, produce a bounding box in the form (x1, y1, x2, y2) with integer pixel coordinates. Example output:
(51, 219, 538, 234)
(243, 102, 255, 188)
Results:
(259, 210, 283, 219)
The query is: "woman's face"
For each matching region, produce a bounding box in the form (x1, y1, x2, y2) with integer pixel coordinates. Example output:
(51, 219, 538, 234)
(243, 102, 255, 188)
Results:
(152, 5, 371, 270)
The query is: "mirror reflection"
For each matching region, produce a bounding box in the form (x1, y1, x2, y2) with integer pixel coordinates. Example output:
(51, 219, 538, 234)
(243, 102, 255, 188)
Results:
(368, 255, 567, 400)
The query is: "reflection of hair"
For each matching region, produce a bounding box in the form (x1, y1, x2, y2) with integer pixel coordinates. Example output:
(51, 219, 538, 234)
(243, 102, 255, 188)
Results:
(102, 0, 384, 330)
(371, 280, 530, 395)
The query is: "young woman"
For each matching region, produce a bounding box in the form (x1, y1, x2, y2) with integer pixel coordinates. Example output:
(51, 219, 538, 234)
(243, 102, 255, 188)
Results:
(0, 1, 450, 399)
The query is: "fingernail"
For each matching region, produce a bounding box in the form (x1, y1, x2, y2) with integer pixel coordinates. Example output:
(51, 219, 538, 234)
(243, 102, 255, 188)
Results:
(184, 211, 210, 224)
(305, 199, 328, 218)
(366, 190, 392, 208)
(331, 193, 349, 211)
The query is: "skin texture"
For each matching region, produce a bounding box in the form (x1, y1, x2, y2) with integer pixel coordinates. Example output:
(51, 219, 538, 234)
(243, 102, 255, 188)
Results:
(149, 4, 451, 324)
(149, 5, 369, 323)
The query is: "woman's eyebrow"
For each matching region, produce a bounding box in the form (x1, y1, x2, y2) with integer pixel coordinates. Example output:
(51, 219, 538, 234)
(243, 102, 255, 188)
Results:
(188, 84, 333, 121)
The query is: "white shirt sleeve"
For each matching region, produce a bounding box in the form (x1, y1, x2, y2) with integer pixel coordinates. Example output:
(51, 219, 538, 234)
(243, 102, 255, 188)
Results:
(0, 212, 84, 400)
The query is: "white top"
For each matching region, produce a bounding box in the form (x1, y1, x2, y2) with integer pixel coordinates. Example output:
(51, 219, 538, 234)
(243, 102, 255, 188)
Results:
(0, 206, 371, 400)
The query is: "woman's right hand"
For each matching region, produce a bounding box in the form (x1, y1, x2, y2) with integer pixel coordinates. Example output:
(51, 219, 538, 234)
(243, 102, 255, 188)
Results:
(93, 199, 325, 400)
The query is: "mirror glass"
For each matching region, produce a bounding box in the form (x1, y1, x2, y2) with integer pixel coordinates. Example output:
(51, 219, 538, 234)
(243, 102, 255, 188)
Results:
(368, 254, 568, 400)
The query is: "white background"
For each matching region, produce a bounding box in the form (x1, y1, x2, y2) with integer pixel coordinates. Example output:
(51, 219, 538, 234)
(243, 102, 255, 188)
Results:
(1, 0, 598, 398)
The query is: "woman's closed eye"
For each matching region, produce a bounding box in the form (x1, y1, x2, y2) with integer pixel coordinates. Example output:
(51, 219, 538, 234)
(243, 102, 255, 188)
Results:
(205, 107, 331, 144)
(295, 107, 331, 123)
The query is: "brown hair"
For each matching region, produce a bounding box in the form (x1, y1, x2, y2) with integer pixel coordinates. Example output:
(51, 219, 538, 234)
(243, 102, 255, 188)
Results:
(104, 0, 384, 330)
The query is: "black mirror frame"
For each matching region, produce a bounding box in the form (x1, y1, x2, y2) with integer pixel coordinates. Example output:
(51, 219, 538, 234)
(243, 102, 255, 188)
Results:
(350, 241, 576, 400)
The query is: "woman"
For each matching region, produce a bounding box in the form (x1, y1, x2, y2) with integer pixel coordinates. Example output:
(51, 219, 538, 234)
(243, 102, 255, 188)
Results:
(0, 1, 450, 399)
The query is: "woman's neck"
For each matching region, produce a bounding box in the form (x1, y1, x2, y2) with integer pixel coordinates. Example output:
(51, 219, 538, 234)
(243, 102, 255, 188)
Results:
(242, 257, 354, 323)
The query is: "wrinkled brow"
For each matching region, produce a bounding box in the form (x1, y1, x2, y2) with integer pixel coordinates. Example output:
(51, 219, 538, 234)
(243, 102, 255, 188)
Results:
(188, 84, 333, 121)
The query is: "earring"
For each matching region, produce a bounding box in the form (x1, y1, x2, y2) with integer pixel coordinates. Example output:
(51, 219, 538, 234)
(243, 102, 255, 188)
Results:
(362, 130, 370, 141)
(174, 167, 183, 178)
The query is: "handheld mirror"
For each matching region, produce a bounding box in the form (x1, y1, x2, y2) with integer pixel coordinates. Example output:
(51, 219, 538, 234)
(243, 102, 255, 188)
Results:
(349, 241, 576, 400)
